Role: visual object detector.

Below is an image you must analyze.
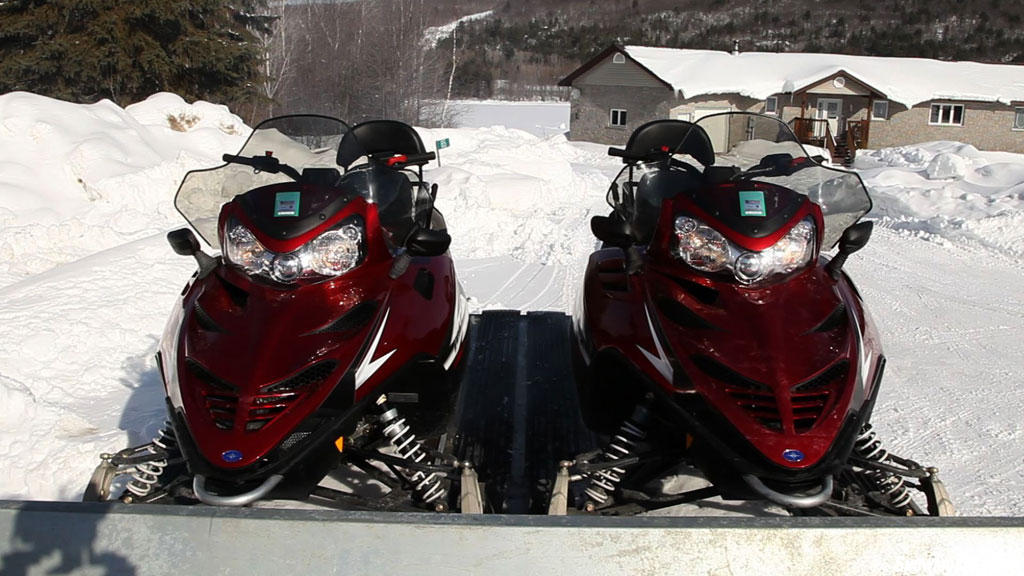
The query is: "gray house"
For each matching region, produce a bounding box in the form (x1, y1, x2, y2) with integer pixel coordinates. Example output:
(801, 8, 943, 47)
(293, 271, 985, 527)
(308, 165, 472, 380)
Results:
(559, 45, 1024, 159)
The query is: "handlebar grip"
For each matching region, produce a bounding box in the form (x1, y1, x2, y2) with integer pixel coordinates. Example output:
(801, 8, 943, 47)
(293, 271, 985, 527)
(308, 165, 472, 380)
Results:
(404, 152, 436, 164)
(607, 147, 628, 158)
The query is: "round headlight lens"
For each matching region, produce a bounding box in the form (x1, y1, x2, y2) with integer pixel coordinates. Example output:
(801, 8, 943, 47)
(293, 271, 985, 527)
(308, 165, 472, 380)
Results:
(309, 224, 362, 276)
(734, 252, 764, 282)
(272, 252, 303, 282)
(225, 224, 270, 275)
(674, 216, 729, 272)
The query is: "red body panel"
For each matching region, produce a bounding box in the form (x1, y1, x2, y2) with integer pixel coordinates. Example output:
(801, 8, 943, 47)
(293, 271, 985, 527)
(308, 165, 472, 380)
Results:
(579, 200, 883, 472)
(159, 198, 465, 473)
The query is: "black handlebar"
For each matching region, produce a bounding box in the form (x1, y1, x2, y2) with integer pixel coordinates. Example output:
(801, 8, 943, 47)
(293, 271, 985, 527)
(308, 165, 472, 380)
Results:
(222, 153, 302, 182)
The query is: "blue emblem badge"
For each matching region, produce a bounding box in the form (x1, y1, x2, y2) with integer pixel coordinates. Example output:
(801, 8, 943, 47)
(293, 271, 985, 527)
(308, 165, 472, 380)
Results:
(222, 450, 243, 463)
(782, 449, 805, 463)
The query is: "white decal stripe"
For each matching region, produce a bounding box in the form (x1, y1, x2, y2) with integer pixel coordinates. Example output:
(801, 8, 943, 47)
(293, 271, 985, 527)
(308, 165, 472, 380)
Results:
(444, 282, 469, 370)
(636, 303, 674, 385)
(355, 307, 397, 390)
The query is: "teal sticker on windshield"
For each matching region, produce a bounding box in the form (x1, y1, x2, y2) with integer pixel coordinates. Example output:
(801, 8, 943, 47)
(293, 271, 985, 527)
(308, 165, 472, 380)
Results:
(274, 192, 300, 217)
(739, 191, 767, 217)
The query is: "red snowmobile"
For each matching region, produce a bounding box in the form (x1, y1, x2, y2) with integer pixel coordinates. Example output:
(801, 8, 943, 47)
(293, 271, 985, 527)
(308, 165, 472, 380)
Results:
(86, 116, 473, 510)
(569, 112, 953, 516)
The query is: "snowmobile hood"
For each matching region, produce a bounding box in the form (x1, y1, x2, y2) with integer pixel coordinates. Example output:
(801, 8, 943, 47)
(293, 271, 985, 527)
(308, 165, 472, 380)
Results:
(169, 260, 389, 470)
(643, 261, 879, 469)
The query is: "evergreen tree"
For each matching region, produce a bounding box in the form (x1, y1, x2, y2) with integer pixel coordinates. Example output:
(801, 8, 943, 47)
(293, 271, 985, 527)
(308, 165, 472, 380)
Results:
(0, 0, 270, 107)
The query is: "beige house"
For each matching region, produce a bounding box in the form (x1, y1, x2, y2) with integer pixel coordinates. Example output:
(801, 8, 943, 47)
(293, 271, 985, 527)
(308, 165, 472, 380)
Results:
(559, 45, 1024, 160)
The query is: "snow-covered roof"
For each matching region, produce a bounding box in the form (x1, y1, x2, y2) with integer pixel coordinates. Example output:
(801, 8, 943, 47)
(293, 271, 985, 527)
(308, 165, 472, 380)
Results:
(622, 46, 1024, 109)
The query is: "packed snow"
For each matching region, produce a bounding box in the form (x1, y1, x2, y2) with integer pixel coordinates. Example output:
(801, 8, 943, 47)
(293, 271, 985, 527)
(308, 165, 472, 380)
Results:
(0, 92, 1022, 515)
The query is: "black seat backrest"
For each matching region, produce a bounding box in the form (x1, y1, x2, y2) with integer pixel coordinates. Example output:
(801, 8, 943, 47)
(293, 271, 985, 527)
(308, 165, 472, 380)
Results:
(622, 120, 716, 167)
(337, 120, 428, 168)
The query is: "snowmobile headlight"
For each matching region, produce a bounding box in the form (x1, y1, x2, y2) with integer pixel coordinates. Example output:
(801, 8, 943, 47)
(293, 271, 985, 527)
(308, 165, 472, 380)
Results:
(225, 223, 272, 276)
(762, 218, 815, 276)
(308, 224, 362, 276)
(673, 215, 816, 284)
(674, 216, 729, 272)
(223, 217, 365, 284)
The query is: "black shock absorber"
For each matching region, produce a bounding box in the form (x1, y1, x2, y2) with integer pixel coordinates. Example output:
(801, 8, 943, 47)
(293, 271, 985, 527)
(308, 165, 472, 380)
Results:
(853, 423, 913, 509)
(123, 422, 178, 501)
(376, 395, 448, 509)
(582, 400, 651, 510)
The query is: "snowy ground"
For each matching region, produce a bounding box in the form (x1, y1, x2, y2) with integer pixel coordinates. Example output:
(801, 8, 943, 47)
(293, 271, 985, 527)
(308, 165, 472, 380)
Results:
(0, 92, 1021, 515)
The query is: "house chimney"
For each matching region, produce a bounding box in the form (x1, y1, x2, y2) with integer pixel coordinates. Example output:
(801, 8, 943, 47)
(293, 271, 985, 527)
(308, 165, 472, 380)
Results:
(732, 39, 740, 55)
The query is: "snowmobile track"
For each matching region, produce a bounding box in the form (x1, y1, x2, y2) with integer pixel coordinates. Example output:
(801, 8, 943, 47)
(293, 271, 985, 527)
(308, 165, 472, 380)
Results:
(452, 311, 596, 514)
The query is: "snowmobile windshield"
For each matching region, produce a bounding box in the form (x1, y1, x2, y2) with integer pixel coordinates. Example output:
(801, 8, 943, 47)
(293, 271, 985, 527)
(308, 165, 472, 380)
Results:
(174, 115, 351, 245)
(692, 112, 872, 249)
(605, 112, 872, 250)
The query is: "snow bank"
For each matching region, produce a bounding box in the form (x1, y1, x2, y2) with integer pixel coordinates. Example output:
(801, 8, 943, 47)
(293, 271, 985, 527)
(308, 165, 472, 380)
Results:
(854, 141, 1024, 258)
(0, 92, 246, 287)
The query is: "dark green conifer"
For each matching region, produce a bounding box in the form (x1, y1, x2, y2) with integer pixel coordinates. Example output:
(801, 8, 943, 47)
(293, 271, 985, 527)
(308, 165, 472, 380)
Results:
(0, 0, 270, 107)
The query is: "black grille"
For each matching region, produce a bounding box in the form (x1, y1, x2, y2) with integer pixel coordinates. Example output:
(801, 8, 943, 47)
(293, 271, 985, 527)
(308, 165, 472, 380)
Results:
(186, 359, 239, 430)
(693, 355, 782, 431)
(790, 361, 848, 433)
(244, 361, 338, 433)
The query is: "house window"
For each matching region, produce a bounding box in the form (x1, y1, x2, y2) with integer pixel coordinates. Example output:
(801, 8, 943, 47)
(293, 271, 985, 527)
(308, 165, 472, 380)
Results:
(872, 100, 889, 121)
(765, 96, 778, 115)
(610, 109, 627, 127)
(1014, 108, 1024, 131)
(929, 103, 964, 126)
(613, 53, 626, 64)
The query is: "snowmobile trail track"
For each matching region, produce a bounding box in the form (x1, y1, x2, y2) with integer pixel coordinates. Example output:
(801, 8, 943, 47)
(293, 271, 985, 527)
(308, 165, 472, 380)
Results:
(452, 311, 596, 514)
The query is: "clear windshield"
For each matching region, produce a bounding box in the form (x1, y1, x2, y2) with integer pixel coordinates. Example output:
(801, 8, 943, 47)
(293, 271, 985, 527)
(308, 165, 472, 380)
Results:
(606, 112, 872, 249)
(174, 115, 350, 245)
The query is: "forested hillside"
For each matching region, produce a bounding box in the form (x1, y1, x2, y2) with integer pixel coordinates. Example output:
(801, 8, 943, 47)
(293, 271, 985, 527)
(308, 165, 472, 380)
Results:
(3, 0, 1022, 123)
(445, 0, 1024, 98)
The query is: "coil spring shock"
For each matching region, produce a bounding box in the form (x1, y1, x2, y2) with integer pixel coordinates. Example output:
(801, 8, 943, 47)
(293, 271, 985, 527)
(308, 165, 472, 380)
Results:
(583, 402, 650, 509)
(376, 395, 448, 508)
(124, 422, 178, 499)
(853, 424, 912, 509)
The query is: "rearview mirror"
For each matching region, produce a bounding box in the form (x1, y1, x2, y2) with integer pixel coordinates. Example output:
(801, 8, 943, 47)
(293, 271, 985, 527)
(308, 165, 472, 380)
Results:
(827, 221, 873, 279)
(167, 228, 200, 256)
(406, 227, 451, 257)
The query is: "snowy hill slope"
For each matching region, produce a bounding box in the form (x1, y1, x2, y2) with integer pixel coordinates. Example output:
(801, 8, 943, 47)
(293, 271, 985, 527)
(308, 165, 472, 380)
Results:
(0, 93, 1022, 514)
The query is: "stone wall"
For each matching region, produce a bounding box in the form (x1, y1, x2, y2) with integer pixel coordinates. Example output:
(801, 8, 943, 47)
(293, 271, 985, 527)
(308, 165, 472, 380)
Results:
(871, 102, 1024, 153)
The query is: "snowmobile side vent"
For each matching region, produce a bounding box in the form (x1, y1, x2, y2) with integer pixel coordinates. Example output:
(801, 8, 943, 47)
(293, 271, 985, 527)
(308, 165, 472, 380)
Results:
(192, 302, 224, 333)
(790, 361, 849, 433)
(655, 296, 717, 330)
(312, 301, 378, 335)
(658, 272, 718, 306)
(809, 303, 847, 334)
(692, 355, 782, 431)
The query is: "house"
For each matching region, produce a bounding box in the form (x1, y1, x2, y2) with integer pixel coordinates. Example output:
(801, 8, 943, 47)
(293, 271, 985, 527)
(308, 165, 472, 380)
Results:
(558, 45, 1024, 159)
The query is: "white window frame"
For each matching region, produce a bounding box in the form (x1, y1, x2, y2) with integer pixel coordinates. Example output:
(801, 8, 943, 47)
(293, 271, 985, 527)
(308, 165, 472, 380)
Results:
(612, 53, 626, 64)
(610, 108, 627, 127)
(1013, 107, 1024, 131)
(872, 100, 889, 121)
(929, 103, 964, 127)
(764, 96, 778, 115)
